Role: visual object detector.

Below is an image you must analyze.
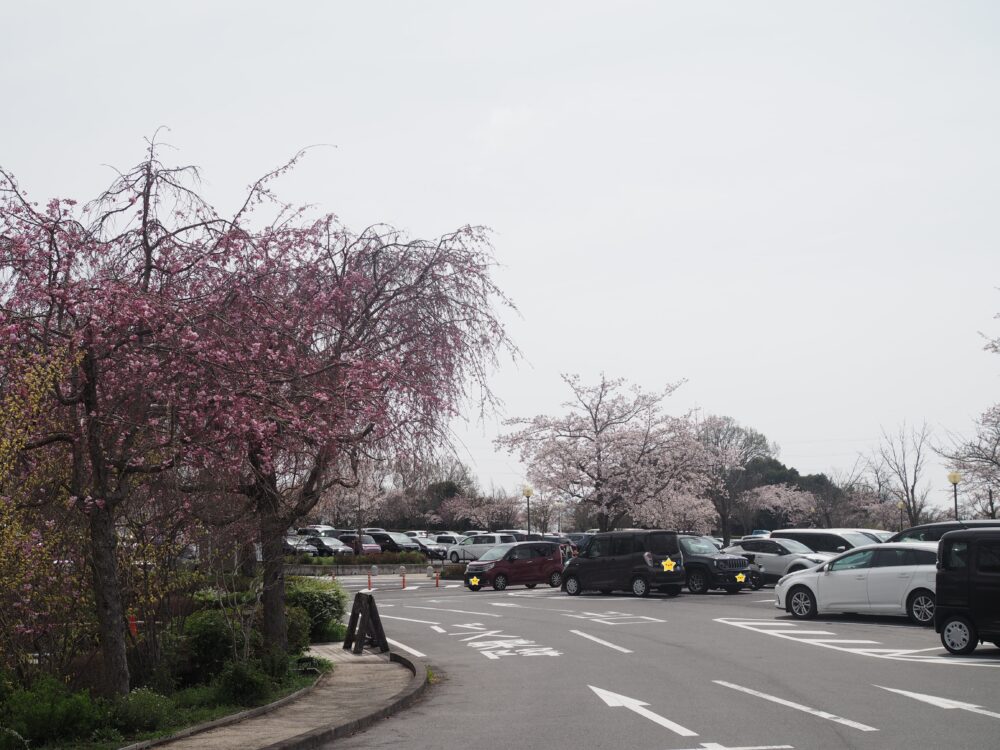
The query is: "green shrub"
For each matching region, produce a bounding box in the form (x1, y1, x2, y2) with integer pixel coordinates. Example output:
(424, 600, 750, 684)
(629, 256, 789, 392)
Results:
(286, 606, 312, 655)
(440, 563, 466, 580)
(0, 677, 103, 745)
(312, 620, 347, 643)
(171, 684, 217, 709)
(213, 661, 273, 707)
(184, 609, 235, 678)
(286, 577, 348, 640)
(113, 687, 172, 734)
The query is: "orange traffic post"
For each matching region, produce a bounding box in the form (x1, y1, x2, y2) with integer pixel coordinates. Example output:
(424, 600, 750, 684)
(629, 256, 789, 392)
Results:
(402, 571, 407, 589)
(367, 572, 372, 590)
(436, 570, 440, 588)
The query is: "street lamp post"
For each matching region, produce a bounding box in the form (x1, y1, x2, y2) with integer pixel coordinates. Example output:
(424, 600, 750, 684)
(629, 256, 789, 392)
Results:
(948, 471, 962, 520)
(523, 486, 533, 535)
(897, 501, 906, 532)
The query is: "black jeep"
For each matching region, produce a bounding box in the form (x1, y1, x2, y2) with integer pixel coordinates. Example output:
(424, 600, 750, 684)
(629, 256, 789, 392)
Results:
(679, 535, 751, 594)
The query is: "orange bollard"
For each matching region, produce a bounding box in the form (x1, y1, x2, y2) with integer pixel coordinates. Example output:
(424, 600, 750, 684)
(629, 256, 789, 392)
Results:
(367, 572, 372, 590)
(402, 571, 407, 589)
(435, 570, 440, 588)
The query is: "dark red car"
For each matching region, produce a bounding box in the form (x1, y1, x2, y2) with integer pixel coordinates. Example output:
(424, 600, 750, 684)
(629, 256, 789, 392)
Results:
(464, 541, 565, 591)
(339, 533, 382, 555)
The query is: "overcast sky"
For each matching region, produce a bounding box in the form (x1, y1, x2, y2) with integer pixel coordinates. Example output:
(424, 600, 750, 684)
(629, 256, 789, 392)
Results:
(3, 2, 998, 512)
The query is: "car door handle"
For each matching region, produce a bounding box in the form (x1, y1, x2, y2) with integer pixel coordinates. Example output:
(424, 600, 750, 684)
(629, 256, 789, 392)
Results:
(898, 573, 910, 578)
(854, 575, 865, 580)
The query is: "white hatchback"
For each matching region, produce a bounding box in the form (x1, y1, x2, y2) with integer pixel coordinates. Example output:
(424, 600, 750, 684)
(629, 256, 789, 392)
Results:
(774, 542, 938, 626)
(447, 533, 518, 562)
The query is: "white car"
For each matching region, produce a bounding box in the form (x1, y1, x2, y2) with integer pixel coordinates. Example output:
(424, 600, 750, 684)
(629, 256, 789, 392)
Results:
(447, 533, 518, 562)
(774, 542, 938, 625)
(724, 537, 833, 584)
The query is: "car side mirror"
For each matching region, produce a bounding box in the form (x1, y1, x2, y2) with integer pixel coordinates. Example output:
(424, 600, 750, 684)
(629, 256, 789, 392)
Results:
(822, 564, 830, 574)
(835, 546, 846, 552)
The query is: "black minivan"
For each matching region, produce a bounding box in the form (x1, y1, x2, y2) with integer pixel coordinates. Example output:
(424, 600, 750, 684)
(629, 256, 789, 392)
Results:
(561, 530, 685, 597)
(935, 528, 1000, 655)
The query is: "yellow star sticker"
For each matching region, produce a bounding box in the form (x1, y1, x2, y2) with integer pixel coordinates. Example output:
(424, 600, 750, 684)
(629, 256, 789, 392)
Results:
(735, 572, 746, 583)
(469, 576, 480, 586)
(661, 559, 676, 572)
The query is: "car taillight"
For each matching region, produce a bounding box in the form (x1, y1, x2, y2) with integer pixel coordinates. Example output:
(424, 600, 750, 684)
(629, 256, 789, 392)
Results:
(644, 552, 654, 567)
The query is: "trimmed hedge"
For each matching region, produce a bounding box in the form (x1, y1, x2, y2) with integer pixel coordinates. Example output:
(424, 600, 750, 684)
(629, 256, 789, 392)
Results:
(285, 577, 348, 642)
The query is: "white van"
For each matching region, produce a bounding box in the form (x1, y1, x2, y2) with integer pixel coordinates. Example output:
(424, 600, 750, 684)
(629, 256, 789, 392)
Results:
(448, 533, 518, 562)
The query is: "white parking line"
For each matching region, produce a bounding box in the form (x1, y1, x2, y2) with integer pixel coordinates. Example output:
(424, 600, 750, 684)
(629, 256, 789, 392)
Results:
(381, 614, 440, 625)
(387, 638, 426, 658)
(712, 681, 878, 732)
(406, 605, 501, 618)
(800, 639, 880, 645)
(430, 626, 446, 633)
(570, 630, 633, 653)
(764, 630, 836, 636)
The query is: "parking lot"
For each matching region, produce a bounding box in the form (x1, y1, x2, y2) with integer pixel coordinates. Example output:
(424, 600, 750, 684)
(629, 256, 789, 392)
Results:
(324, 576, 1000, 750)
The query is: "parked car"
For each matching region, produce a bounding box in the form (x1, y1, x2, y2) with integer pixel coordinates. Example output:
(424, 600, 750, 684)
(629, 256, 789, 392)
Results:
(464, 530, 488, 537)
(414, 536, 448, 560)
(283, 536, 319, 557)
(724, 537, 833, 585)
(770, 528, 879, 554)
(856, 528, 892, 543)
(561, 530, 685, 597)
(368, 531, 423, 555)
(362, 527, 387, 534)
(339, 533, 382, 555)
(447, 533, 518, 562)
(433, 533, 465, 546)
(405, 530, 429, 538)
(935, 528, 1000, 654)
(774, 542, 938, 625)
(888, 519, 1000, 544)
(304, 535, 355, 558)
(678, 535, 752, 594)
(464, 541, 565, 591)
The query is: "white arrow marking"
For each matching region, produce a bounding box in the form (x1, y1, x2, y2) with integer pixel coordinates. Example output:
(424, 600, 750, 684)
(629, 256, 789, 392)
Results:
(589, 686, 697, 737)
(875, 686, 1000, 720)
(713, 681, 878, 732)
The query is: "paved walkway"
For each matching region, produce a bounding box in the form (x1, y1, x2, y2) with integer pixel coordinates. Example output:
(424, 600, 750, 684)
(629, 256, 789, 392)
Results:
(157, 646, 412, 750)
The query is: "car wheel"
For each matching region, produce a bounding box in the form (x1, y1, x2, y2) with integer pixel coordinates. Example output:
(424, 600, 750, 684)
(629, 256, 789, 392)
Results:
(788, 586, 817, 619)
(687, 568, 710, 594)
(749, 572, 765, 590)
(631, 576, 650, 597)
(564, 575, 581, 596)
(467, 584, 481, 592)
(450, 552, 460, 563)
(941, 615, 978, 655)
(658, 585, 682, 597)
(493, 574, 508, 591)
(548, 571, 562, 588)
(525, 583, 537, 589)
(723, 585, 741, 594)
(907, 589, 935, 626)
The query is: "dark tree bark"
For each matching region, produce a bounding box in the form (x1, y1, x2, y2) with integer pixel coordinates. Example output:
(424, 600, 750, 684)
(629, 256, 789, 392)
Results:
(88, 506, 130, 695)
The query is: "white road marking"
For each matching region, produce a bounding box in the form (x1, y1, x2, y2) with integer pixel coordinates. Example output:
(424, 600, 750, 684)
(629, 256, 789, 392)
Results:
(406, 605, 501, 618)
(763, 630, 836, 636)
(800, 639, 880, 645)
(875, 686, 1000, 720)
(712, 681, 878, 732)
(673, 744, 793, 750)
(381, 614, 440, 625)
(570, 630, 633, 653)
(589, 686, 697, 737)
(386, 638, 426, 658)
(430, 625, 446, 633)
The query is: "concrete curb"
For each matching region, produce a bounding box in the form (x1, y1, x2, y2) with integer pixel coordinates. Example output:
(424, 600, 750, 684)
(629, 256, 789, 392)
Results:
(119, 672, 327, 750)
(257, 652, 429, 750)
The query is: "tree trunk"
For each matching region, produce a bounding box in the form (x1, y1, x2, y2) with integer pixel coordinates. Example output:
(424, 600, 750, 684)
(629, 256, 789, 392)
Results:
(259, 512, 288, 661)
(89, 505, 130, 695)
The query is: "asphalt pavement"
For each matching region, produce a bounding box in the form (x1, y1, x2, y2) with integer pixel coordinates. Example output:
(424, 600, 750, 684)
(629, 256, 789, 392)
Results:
(324, 574, 1000, 750)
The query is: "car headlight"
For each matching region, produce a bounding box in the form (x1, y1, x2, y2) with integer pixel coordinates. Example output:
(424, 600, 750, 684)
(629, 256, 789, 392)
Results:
(480, 562, 495, 571)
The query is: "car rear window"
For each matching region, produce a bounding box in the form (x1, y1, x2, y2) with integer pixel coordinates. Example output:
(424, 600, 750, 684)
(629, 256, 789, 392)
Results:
(498, 535, 516, 543)
(646, 532, 679, 555)
(942, 541, 968, 570)
(976, 541, 1000, 574)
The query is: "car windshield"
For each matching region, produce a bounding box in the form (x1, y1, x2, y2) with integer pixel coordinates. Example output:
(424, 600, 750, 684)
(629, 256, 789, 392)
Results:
(680, 537, 717, 555)
(389, 532, 413, 543)
(778, 539, 813, 554)
(361, 535, 375, 544)
(478, 544, 514, 562)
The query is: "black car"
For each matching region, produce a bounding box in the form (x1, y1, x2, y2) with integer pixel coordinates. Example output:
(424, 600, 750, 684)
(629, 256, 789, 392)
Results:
(304, 535, 355, 558)
(888, 519, 1000, 544)
(935, 528, 1000, 655)
(414, 536, 448, 560)
(770, 529, 876, 554)
(368, 531, 423, 555)
(561, 530, 685, 597)
(678, 535, 752, 594)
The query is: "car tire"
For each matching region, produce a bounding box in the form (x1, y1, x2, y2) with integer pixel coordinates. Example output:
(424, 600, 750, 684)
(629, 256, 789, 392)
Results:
(548, 571, 562, 588)
(658, 585, 682, 597)
(467, 584, 481, 592)
(631, 576, 650, 597)
(564, 575, 581, 596)
(906, 589, 935, 626)
(749, 572, 765, 590)
(525, 583, 537, 589)
(941, 615, 978, 655)
(788, 586, 817, 619)
(723, 585, 741, 594)
(493, 574, 508, 591)
(686, 568, 710, 594)
(450, 552, 460, 563)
